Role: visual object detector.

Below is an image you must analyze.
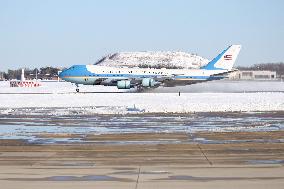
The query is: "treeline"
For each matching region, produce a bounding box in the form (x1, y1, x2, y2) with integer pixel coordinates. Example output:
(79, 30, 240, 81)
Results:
(1, 67, 62, 80)
(237, 62, 284, 76)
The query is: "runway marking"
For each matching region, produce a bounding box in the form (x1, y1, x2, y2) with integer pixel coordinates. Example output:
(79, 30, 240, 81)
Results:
(197, 144, 213, 166)
(135, 166, 141, 189)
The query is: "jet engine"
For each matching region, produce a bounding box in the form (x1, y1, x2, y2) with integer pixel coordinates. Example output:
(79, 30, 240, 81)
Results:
(117, 80, 131, 89)
(142, 78, 156, 87)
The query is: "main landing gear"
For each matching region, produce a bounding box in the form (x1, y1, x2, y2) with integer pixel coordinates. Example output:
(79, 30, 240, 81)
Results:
(136, 85, 144, 92)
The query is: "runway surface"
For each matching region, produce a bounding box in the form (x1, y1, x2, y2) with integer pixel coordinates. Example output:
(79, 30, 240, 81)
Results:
(0, 131, 283, 189)
(0, 112, 283, 188)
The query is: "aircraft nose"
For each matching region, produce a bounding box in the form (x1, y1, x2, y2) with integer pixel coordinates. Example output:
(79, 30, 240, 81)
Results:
(59, 70, 66, 79)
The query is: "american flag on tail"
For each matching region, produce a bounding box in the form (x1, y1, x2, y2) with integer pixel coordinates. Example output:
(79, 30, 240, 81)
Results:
(224, 55, 232, 60)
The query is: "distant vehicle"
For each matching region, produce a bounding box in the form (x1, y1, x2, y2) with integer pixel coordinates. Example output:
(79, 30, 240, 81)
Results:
(59, 45, 241, 92)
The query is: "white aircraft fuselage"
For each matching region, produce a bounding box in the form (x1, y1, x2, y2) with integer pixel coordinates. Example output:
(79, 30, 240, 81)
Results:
(59, 45, 241, 91)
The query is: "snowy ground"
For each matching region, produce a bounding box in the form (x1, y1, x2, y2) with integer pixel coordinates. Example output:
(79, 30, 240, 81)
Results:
(0, 81, 283, 114)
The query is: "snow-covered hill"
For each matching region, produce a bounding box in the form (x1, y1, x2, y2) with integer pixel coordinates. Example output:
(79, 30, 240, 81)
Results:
(95, 51, 209, 69)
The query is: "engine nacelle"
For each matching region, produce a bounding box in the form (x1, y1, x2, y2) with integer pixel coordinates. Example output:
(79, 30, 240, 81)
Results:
(117, 80, 131, 89)
(142, 78, 156, 87)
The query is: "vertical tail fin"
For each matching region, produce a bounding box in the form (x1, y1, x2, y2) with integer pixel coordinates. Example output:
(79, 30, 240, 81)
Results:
(202, 45, 241, 71)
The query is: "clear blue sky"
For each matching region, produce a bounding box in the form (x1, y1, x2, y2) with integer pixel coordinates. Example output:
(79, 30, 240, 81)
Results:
(0, 0, 283, 71)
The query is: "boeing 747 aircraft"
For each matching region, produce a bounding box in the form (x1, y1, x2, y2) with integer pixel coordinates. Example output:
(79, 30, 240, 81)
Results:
(59, 45, 241, 92)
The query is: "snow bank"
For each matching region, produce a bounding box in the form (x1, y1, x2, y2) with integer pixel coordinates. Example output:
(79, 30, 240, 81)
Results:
(0, 92, 283, 114)
(0, 81, 283, 114)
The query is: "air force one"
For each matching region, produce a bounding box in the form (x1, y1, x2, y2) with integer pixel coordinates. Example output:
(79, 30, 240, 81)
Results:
(59, 45, 241, 92)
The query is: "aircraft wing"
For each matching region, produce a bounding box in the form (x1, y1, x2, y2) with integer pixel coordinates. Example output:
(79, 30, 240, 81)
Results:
(98, 74, 175, 88)
(97, 68, 236, 88)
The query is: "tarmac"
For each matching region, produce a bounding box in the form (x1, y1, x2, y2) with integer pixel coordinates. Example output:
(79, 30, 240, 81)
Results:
(0, 131, 283, 189)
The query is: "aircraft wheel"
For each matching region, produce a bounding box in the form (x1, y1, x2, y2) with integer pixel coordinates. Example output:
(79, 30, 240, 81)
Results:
(76, 88, 79, 93)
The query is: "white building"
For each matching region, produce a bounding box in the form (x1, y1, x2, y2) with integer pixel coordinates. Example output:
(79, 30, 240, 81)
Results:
(229, 70, 277, 80)
(0, 72, 4, 81)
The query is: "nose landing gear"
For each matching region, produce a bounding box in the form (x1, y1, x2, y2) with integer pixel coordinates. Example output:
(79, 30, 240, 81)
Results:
(75, 84, 80, 93)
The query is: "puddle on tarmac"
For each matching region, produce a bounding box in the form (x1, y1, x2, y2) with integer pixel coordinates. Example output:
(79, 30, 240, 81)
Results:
(112, 170, 170, 175)
(155, 175, 284, 181)
(247, 160, 284, 165)
(3, 175, 133, 182)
